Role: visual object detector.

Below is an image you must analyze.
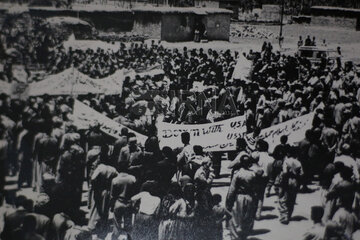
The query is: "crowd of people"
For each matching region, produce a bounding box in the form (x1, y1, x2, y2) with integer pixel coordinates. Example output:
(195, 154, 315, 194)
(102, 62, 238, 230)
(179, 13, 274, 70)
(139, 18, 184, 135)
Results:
(0, 15, 79, 83)
(0, 87, 360, 240)
(0, 92, 226, 240)
(1, 19, 360, 240)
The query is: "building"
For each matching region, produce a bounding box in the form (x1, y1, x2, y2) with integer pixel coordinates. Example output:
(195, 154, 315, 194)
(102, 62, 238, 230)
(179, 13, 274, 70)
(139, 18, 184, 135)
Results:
(310, 6, 360, 30)
(28, 6, 232, 41)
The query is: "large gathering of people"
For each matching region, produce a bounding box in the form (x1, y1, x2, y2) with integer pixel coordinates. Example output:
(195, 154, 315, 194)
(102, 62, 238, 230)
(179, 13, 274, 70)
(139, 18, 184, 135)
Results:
(1, 13, 360, 240)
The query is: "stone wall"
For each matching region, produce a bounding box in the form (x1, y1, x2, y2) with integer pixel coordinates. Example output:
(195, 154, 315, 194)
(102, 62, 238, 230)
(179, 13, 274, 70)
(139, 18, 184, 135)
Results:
(259, 4, 280, 22)
(237, 5, 285, 23)
(194, 0, 219, 8)
(203, 13, 230, 41)
(29, 8, 134, 31)
(132, 12, 162, 38)
(161, 13, 195, 42)
(28, 7, 231, 41)
(311, 15, 357, 30)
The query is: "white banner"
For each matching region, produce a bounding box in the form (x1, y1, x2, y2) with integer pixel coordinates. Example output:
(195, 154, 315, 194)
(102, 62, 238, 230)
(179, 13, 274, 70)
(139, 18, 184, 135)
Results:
(244, 112, 315, 152)
(157, 115, 247, 152)
(157, 112, 315, 152)
(73, 100, 147, 146)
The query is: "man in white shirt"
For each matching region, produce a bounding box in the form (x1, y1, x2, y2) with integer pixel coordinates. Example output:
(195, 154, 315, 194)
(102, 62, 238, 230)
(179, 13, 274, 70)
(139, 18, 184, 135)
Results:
(177, 132, 194, 181)
(251, 139, 274, 220)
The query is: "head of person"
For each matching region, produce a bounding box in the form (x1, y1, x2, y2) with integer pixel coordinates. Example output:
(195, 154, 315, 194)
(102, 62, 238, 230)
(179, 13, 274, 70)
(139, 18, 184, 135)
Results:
(181, 132, 190, 145)
(34, 193, 50, 215)
(127, 133, 137, 149)
(62, 133, 80, 150)
(145, 136, 160, 154)
(15, 195, 33, 212)
(236, 138, 247, 151)
(341, 143, 351, 156)
(141, 181, 158, 196)
(251, 151, 260, 164)
(162, 146, 175, 162)
(212, 194, 222, 205)
(22, 215, 37, 232)
(311, 206, 324, 223)
(121, 127, 129, 137)
(256, 139, 269, 152)
(15, 195, 28, 208)
(240, 155, 252, 169)
(280, 135, 288, 145)
(201, 157, 212, 170)
(286, 146, 298, 159)
(168, 182, 182, 199)
(193, 145, 203, 156)
(340, 166, 353, 181)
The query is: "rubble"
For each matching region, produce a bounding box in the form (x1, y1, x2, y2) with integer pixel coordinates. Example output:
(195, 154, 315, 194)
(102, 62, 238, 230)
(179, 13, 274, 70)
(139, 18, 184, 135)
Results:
(230, 24, 275, 40)
(97, 32, 149, 42)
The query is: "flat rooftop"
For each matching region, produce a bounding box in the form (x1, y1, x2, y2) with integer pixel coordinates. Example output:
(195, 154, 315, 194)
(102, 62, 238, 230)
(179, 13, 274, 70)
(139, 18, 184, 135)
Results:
(0, 4, 232, 15)
(311, 6, 360, 14)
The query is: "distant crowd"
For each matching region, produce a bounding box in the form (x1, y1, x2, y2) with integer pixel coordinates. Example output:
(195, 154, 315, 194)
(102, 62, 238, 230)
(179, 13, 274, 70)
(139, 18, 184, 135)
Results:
(1, 21, 360, 239)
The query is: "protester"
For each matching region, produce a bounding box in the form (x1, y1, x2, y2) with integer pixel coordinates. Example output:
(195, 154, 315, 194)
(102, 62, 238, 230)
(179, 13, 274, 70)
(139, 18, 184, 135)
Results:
(1, 17, 360, 240)
(109, 167, 136, 239)
(131, 181, 161, 240)
(87, 162, 118, 239)
(226, 155, 259, 240)
(278, 147, 303, 225)
(302, 206, 326, 240)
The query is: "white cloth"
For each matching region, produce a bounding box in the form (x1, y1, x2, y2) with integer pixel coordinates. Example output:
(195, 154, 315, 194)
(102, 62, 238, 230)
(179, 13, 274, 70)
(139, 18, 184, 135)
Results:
(132, 192, 160, 215)
(258, 152, 274, 177)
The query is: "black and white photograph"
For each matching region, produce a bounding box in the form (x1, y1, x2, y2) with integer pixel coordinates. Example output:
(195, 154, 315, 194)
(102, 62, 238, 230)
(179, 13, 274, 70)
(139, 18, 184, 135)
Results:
(1, 0, 360, 239)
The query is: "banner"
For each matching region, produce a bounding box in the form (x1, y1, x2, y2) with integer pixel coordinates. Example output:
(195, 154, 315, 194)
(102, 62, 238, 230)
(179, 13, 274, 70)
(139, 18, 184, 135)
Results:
(29, 68, 104, 96)
(73, 100, 147, 146)
(157, 115, 247, 152)
(231, 55, 252, 80)
(96, 69, 125, 96)
(244, 112, 315, 152)
(157, 112, 315, 152)
(28, 68, 125, 96)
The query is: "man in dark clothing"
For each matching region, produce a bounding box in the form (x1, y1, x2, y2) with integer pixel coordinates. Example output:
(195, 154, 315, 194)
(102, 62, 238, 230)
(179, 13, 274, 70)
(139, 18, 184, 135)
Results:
(305, 35, 312, 46)
(298, 130, 312, 192)
(110, 169, 137, 239)
(13, 215, 45, 240)
(112, 128, 129, 170)
(1, 196, 33, 240)
(25, 213, 50, 239)
(33, 121, 59, 192)
(118, 133, 143, 174)
(0, 124, 8, 198)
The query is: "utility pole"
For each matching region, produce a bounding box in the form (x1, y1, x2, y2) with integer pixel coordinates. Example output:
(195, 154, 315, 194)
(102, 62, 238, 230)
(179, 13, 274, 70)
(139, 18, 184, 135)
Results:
(279, 0, 285, 48)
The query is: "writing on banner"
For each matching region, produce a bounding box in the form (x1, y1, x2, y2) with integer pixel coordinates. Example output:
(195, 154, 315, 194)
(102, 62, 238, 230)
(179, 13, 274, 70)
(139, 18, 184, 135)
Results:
(73, 100, 147, 146)
(245, 112, 315, 152)
(157, 115, 247, 152)
(157, 112, 315, 152)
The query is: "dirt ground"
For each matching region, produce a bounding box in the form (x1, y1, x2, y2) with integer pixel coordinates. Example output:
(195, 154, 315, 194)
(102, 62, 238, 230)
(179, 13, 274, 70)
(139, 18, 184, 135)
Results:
(161, 22, 360, 63)
(6, 159, 323, 240)
(3, 21, 360, 240)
